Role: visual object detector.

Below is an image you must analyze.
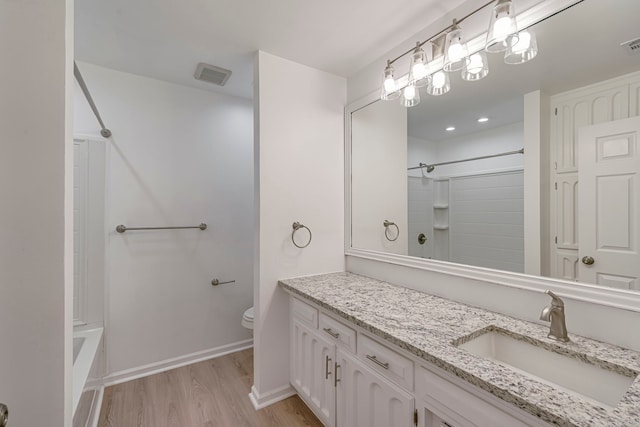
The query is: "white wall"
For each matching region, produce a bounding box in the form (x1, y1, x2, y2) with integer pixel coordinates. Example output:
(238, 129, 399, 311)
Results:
(352, 100, 408, 254)
(252, 51, 346, 407)
(524, 91, 550, 276)
(74, 63, 254, 377)
(0, 0, 73, 425)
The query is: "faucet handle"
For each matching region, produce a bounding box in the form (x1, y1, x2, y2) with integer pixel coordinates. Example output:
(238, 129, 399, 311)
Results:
(545, 290, 565, 307)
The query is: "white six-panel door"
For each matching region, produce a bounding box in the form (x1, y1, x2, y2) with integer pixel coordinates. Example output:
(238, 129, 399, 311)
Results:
(578, 116, 640, 290)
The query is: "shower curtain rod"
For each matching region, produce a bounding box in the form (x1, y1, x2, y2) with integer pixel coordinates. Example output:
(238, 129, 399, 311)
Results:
(407, 148, 524, 171)
(74, 62, 112, 138)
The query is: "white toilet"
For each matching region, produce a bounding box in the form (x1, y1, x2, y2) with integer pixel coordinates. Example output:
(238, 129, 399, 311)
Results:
(242, 306, 254, 330)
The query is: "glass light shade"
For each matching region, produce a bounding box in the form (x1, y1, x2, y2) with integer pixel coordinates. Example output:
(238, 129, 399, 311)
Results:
(426, 71, 450, 96)
(485, 0, 519, 53)
(443, 23, 469, 72)
(462, 51, 489, 81)
(409, 43, 429, 87)
(400, 84, 421, 107)
(380, 61, 400, 100)
(505, 30, 538, 64)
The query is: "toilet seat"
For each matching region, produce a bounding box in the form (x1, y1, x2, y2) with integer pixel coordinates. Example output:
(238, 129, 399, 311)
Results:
(242, 307, 254, 330)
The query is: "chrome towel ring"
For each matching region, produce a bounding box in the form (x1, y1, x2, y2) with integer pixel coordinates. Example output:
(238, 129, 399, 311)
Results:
(292, 222, 312, 248)
(383, 220, 399, 242)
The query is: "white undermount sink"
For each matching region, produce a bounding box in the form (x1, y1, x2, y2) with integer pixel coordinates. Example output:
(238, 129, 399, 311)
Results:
(457, 329, 637, 408)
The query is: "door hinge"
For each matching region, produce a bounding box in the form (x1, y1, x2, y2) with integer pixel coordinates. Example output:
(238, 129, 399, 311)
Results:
(414, 409, 418, 426)
(555, 236, 558, 244)
(555, 107, 558, 115)
(555, 182, 558, 190)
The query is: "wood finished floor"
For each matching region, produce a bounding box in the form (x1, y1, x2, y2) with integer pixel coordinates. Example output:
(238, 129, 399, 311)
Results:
(98, 349, 323, 427)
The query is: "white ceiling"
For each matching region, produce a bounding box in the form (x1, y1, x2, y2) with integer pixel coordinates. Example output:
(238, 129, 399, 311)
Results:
(408, 0, 640, 141)
(75, 0, 468, 99)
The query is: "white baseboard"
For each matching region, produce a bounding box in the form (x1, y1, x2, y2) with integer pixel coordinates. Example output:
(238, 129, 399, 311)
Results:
(102, 339, 253, 387)
(249, 384, 297, 410)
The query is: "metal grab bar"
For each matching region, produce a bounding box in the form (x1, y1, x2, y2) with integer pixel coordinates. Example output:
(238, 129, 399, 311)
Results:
(116, 223, 207, 233)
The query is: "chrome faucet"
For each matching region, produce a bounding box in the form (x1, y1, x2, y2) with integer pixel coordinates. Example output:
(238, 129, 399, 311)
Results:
(539, 290, 570, 342)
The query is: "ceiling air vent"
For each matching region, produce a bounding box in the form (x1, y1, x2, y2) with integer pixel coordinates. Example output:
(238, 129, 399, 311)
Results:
(621, 38, 640, 55)
(194, 63, 232, 86)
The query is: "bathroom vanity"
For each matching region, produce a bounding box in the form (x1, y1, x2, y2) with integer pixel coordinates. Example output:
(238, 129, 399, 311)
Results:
(280, 272, 640, 427)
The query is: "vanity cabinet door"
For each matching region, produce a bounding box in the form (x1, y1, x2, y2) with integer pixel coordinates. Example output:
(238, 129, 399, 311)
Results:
(336, 349, 414, 427)
(290, 319, 336, 427)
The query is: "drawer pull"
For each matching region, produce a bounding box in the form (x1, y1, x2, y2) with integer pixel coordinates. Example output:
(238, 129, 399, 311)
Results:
(440, 422, 452, 427)
(325, 355, 332, 379)
(323, 328, 340, 339)
(366, 354, 389, 369)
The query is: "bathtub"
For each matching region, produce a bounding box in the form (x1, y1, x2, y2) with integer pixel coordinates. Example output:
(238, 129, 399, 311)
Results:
(73, 328, 103, 426)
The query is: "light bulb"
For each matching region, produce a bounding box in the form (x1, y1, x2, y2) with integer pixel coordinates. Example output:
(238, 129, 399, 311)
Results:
(467, 54, 484, 73)
(492, 16, 512, 42)
(412, 62, 428, 81)
(432, 71, 446, 89)
(403, 85, 416, 100)
(512, 31, 531, 53)
(384, 77, 396, 93)
(448, 43, 464, 62)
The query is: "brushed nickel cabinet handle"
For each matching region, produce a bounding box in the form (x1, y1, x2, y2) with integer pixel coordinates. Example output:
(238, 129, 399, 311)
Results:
(325, 355, 332, 379)
(366, 354, 390, 369)
(323, 328, 340, 339)
(334, 362, 341, 387)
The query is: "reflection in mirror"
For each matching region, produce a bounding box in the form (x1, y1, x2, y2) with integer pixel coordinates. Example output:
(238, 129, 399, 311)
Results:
(349, 0, 640, 291)
(407, 116, 524, 273)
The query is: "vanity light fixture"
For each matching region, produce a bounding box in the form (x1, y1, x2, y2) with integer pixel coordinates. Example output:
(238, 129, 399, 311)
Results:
(443, 20, 470, 72)
(462, 51, 489, 81)
(427, 70, 450, 96)
(409, 42, 429, 87)
(401, 83, 421, 107)
(477, 117, 489, 123)
(505, 29, 538, 64)
(379, 0, 540, 107)
(380, 60, 400, 100)
(446, 126, 456, 131)
(486, 0, 519, 52)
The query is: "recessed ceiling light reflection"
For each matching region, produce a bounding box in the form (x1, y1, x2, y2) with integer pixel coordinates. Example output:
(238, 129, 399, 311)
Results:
(446, 126, 456, 131)
(477, 117, 489, 123)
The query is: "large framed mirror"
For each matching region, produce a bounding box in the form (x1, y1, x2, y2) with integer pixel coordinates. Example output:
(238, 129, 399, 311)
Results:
(347, 0, 640, 305)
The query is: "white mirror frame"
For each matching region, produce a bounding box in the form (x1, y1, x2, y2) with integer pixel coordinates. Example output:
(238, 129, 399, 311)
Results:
(345, 84, 640, 315)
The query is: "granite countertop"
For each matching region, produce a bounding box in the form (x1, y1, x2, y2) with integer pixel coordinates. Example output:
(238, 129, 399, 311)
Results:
(279, 272, 640, 427)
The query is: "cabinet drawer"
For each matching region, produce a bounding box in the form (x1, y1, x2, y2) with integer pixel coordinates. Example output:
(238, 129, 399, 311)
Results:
(358, 333, 414, 390)
(416, 365, 531, 427)
(319, 313, 356, 353)
(291, 297, 318, 328)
